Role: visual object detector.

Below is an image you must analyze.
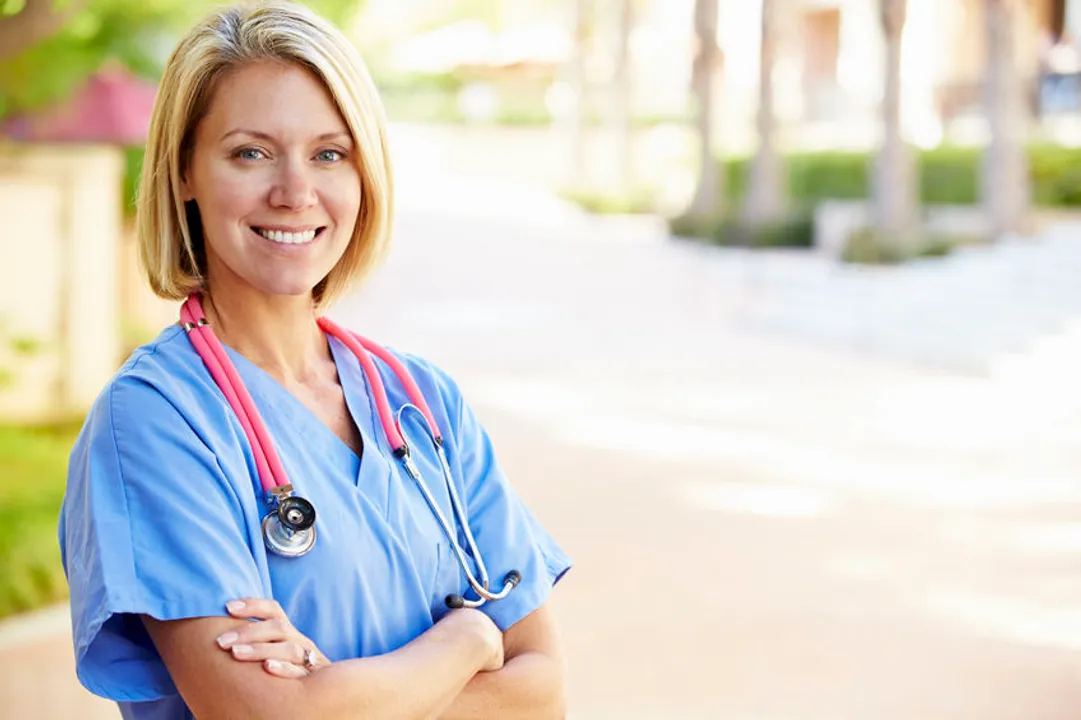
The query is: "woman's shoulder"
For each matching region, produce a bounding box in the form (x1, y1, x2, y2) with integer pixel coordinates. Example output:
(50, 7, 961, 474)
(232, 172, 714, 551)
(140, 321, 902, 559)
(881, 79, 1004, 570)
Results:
(78, 323, 216, 443)
(116, 323, 198, 382)
(371, 344, 467, 409)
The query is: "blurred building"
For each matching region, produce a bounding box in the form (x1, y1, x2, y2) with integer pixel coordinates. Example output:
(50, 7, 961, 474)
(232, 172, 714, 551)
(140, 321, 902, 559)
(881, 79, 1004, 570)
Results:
(358, 0, 1081, 150)
(0, 66, 157, 145)
(717, 0, 1081, 151)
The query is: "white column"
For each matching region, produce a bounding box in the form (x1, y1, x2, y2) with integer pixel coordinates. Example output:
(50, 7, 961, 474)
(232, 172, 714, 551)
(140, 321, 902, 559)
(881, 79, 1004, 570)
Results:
(1067, 0, 1081, 43)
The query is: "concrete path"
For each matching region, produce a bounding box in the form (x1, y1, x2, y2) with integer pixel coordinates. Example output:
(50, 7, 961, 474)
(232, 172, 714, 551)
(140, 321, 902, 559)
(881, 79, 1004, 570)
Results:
(4, 174, 1080, 718)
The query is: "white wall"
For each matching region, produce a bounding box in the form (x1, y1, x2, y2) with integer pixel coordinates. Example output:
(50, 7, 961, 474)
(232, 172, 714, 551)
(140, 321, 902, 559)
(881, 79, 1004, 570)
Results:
(0, 144, 124, 421)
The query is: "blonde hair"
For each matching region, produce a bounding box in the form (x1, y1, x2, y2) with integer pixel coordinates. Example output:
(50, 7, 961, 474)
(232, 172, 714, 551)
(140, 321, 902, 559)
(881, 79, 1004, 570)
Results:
(137, 0, 394, 307)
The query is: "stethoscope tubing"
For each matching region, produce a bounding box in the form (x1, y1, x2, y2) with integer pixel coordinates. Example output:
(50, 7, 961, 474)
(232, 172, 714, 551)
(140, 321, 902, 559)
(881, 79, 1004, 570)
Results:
(181, 302, 275, 490)
(180, 294, 519, 606)
(181, 296, 289, 493)
(396, 405, 516, 605)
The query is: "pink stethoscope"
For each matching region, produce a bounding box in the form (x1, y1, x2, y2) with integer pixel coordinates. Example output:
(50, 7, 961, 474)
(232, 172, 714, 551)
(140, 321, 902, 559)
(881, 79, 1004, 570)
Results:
(179, 293, 519, 609)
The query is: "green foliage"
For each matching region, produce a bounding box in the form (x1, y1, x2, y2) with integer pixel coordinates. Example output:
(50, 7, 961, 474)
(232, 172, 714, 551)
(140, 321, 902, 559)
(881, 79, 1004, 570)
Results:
(9, 335, 41, 355)
(122, 144, 144, 216)
(557, 185, 658, 215)
(0, 0, 366, 119)
(719, 145, 1081, 208)
(1, 0, 27, 16)
(0, 319, 42, 393)
(669, 211, 815, 249)
(0, 421, 81, 619)
(668, 212, 721, 240)
(840, 227, 961, 265)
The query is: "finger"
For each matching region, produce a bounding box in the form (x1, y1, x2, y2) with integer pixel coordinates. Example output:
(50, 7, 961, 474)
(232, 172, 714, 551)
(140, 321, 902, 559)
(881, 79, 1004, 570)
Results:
(228, 641, 307, 665)
(264, 659, 307, 679)
(220, 618, 293, 648)
(226, 598, 286, 621)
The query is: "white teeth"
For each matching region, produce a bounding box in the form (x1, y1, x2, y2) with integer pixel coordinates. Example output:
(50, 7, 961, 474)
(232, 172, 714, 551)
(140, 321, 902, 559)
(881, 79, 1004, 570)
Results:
(257, 228, 318, 244)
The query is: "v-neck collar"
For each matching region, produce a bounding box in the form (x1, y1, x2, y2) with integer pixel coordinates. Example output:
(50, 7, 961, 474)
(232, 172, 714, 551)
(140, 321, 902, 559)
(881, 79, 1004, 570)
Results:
(220, 335, 385, 476)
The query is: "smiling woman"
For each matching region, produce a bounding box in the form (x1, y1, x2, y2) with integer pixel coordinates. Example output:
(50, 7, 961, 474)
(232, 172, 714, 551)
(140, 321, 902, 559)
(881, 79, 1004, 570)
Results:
(179, 60, 362, 300)
(58, 3, 572, 720)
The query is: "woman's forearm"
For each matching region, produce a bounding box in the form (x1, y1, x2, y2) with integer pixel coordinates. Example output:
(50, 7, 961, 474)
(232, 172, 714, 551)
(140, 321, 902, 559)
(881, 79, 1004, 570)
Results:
(295, 615, 491, 720)
(149, 611, 495, 720)
(439, 651, 566, 720)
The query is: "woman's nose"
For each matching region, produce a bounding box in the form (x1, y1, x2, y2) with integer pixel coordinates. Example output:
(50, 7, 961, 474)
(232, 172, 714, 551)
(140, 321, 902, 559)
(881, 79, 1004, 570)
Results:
(269, 160, 317, 209)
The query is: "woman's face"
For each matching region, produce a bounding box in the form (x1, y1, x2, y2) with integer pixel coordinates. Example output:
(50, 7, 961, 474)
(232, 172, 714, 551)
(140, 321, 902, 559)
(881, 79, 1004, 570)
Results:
(181, 60, 361, 300)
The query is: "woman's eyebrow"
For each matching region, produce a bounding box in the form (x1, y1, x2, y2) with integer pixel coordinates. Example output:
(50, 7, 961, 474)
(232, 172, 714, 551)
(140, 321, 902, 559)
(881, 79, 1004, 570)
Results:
(218, 129, 352, 143)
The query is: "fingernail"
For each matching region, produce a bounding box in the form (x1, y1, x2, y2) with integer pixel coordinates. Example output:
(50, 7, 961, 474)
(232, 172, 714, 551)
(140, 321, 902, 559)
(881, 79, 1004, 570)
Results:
(231, 644, 252, 657)
(226, 600, 246, 613)
(216, 632, 238, 649)
(266, 659, 281, 671)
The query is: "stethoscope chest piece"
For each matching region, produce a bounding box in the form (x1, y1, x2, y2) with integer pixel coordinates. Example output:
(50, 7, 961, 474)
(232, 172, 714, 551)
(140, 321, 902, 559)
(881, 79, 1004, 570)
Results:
(262, 486, 317, 558)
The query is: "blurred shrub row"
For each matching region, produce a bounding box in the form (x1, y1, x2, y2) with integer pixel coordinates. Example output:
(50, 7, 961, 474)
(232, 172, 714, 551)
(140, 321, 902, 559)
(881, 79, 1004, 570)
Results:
(669, 212, 816, 248)
(719, 144, 1081, 208)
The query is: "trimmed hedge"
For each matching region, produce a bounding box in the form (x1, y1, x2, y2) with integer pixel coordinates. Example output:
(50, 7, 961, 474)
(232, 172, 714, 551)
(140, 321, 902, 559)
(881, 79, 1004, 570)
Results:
(720, 145, 1081, 208)
(670, 211, 815, 248)
(840, 227, 956, 265)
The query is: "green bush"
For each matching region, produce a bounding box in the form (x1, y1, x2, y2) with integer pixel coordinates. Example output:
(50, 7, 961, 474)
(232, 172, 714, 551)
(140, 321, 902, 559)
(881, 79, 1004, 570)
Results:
(721, 145, 1081, 207)
(668, 213, 722, 240)
(0, 421, 81, 620)
(670, 210, 814, 249)
(557, 186, 658, 215)
(840, 226, 961, 265)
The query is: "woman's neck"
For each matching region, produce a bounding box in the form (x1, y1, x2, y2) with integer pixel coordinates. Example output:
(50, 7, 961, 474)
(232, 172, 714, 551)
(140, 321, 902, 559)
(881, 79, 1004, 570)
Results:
(202, 286, 330, 386)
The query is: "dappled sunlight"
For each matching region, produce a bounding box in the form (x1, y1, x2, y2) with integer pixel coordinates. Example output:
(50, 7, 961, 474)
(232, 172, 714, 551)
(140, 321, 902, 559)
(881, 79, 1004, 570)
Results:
(942, 519, 1081, 557)
(823, 552, 897, 584)
(677, 479, 839, 519)
(922, 589, 1081, 652)
(468, 374, 1081, 512)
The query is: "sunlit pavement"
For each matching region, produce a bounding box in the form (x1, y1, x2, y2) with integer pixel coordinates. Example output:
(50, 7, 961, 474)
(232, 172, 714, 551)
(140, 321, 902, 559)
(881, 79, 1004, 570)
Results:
(4, 161, 1081, 718)
(333, 186, 1081, 719)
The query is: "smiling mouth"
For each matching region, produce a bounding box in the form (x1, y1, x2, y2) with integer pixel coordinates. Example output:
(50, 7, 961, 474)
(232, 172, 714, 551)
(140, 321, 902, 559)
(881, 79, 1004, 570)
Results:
(253, 227, 326, 245)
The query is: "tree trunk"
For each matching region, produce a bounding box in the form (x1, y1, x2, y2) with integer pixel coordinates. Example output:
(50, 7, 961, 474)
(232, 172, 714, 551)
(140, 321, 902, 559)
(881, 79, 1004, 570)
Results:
(0, 0, 87, 62)
(874, 0, 917, 242)
(983, 0, 1031, 240)
(688, 0, 721, 218)
(613, 0, 634, 193)
(564, 0, 590, 186)
(743, 0, 784, 225)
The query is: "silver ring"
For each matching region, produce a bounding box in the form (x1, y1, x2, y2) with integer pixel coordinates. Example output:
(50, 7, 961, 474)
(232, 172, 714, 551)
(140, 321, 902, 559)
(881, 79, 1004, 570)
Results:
(302, 647, 317, 671)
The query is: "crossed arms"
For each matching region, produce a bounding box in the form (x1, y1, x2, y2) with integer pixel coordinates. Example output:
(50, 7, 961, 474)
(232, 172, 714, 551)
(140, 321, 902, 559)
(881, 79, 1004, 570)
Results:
(141, 601, 565, 720)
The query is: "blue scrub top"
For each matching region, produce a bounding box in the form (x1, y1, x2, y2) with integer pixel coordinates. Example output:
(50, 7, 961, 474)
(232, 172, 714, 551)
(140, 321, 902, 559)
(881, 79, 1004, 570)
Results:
(58, 324, 572, 719)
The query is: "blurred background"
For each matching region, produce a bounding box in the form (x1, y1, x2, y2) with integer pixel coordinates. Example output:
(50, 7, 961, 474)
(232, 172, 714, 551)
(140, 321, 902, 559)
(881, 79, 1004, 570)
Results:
(2, 0, 1081, 717)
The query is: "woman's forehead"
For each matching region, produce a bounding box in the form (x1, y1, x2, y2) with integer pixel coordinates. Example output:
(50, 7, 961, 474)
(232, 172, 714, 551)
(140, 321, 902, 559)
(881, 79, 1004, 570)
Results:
(198, 61, 349, 142)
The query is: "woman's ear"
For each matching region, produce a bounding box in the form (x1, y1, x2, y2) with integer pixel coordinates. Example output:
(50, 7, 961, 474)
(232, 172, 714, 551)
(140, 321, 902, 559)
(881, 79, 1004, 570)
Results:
(180, 172, 195, 202)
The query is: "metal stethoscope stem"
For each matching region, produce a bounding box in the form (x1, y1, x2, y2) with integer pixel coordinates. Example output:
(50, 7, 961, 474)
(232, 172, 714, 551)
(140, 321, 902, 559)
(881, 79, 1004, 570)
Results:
(396, 405, 521, 608)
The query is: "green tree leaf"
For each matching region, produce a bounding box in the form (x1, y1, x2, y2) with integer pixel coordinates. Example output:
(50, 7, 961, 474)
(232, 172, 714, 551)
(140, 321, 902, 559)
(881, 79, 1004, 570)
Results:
(1, 0, 27, 18)
(0, 0, 366, 119)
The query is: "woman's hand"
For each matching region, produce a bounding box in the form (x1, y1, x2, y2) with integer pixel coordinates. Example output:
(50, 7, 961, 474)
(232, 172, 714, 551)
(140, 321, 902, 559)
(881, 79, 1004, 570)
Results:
(443, 608, 504, 673)
(215, 598, 330, 678)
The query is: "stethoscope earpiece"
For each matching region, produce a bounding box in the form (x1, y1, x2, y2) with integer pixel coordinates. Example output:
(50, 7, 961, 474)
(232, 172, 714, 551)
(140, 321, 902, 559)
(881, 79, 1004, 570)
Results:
(444, 569, 522, 609)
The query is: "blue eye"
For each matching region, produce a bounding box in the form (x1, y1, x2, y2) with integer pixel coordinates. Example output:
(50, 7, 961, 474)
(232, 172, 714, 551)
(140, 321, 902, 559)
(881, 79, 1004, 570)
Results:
(235, 147, 265, 161)
(316, 149, 344, 163)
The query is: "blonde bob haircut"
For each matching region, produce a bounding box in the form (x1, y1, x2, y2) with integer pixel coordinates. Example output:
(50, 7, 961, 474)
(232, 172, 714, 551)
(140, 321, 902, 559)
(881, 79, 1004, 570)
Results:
(137, 0, 394, 307)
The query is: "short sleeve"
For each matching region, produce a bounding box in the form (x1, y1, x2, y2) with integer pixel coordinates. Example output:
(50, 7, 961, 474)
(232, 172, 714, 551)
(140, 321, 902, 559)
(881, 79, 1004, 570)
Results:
(59, 374, 265, 702)
(438, 372, 572, 632)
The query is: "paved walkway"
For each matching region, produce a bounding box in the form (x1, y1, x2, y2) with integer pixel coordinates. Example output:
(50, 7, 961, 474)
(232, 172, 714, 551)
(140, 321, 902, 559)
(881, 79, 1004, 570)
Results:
(4, 171, 1081, 717)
